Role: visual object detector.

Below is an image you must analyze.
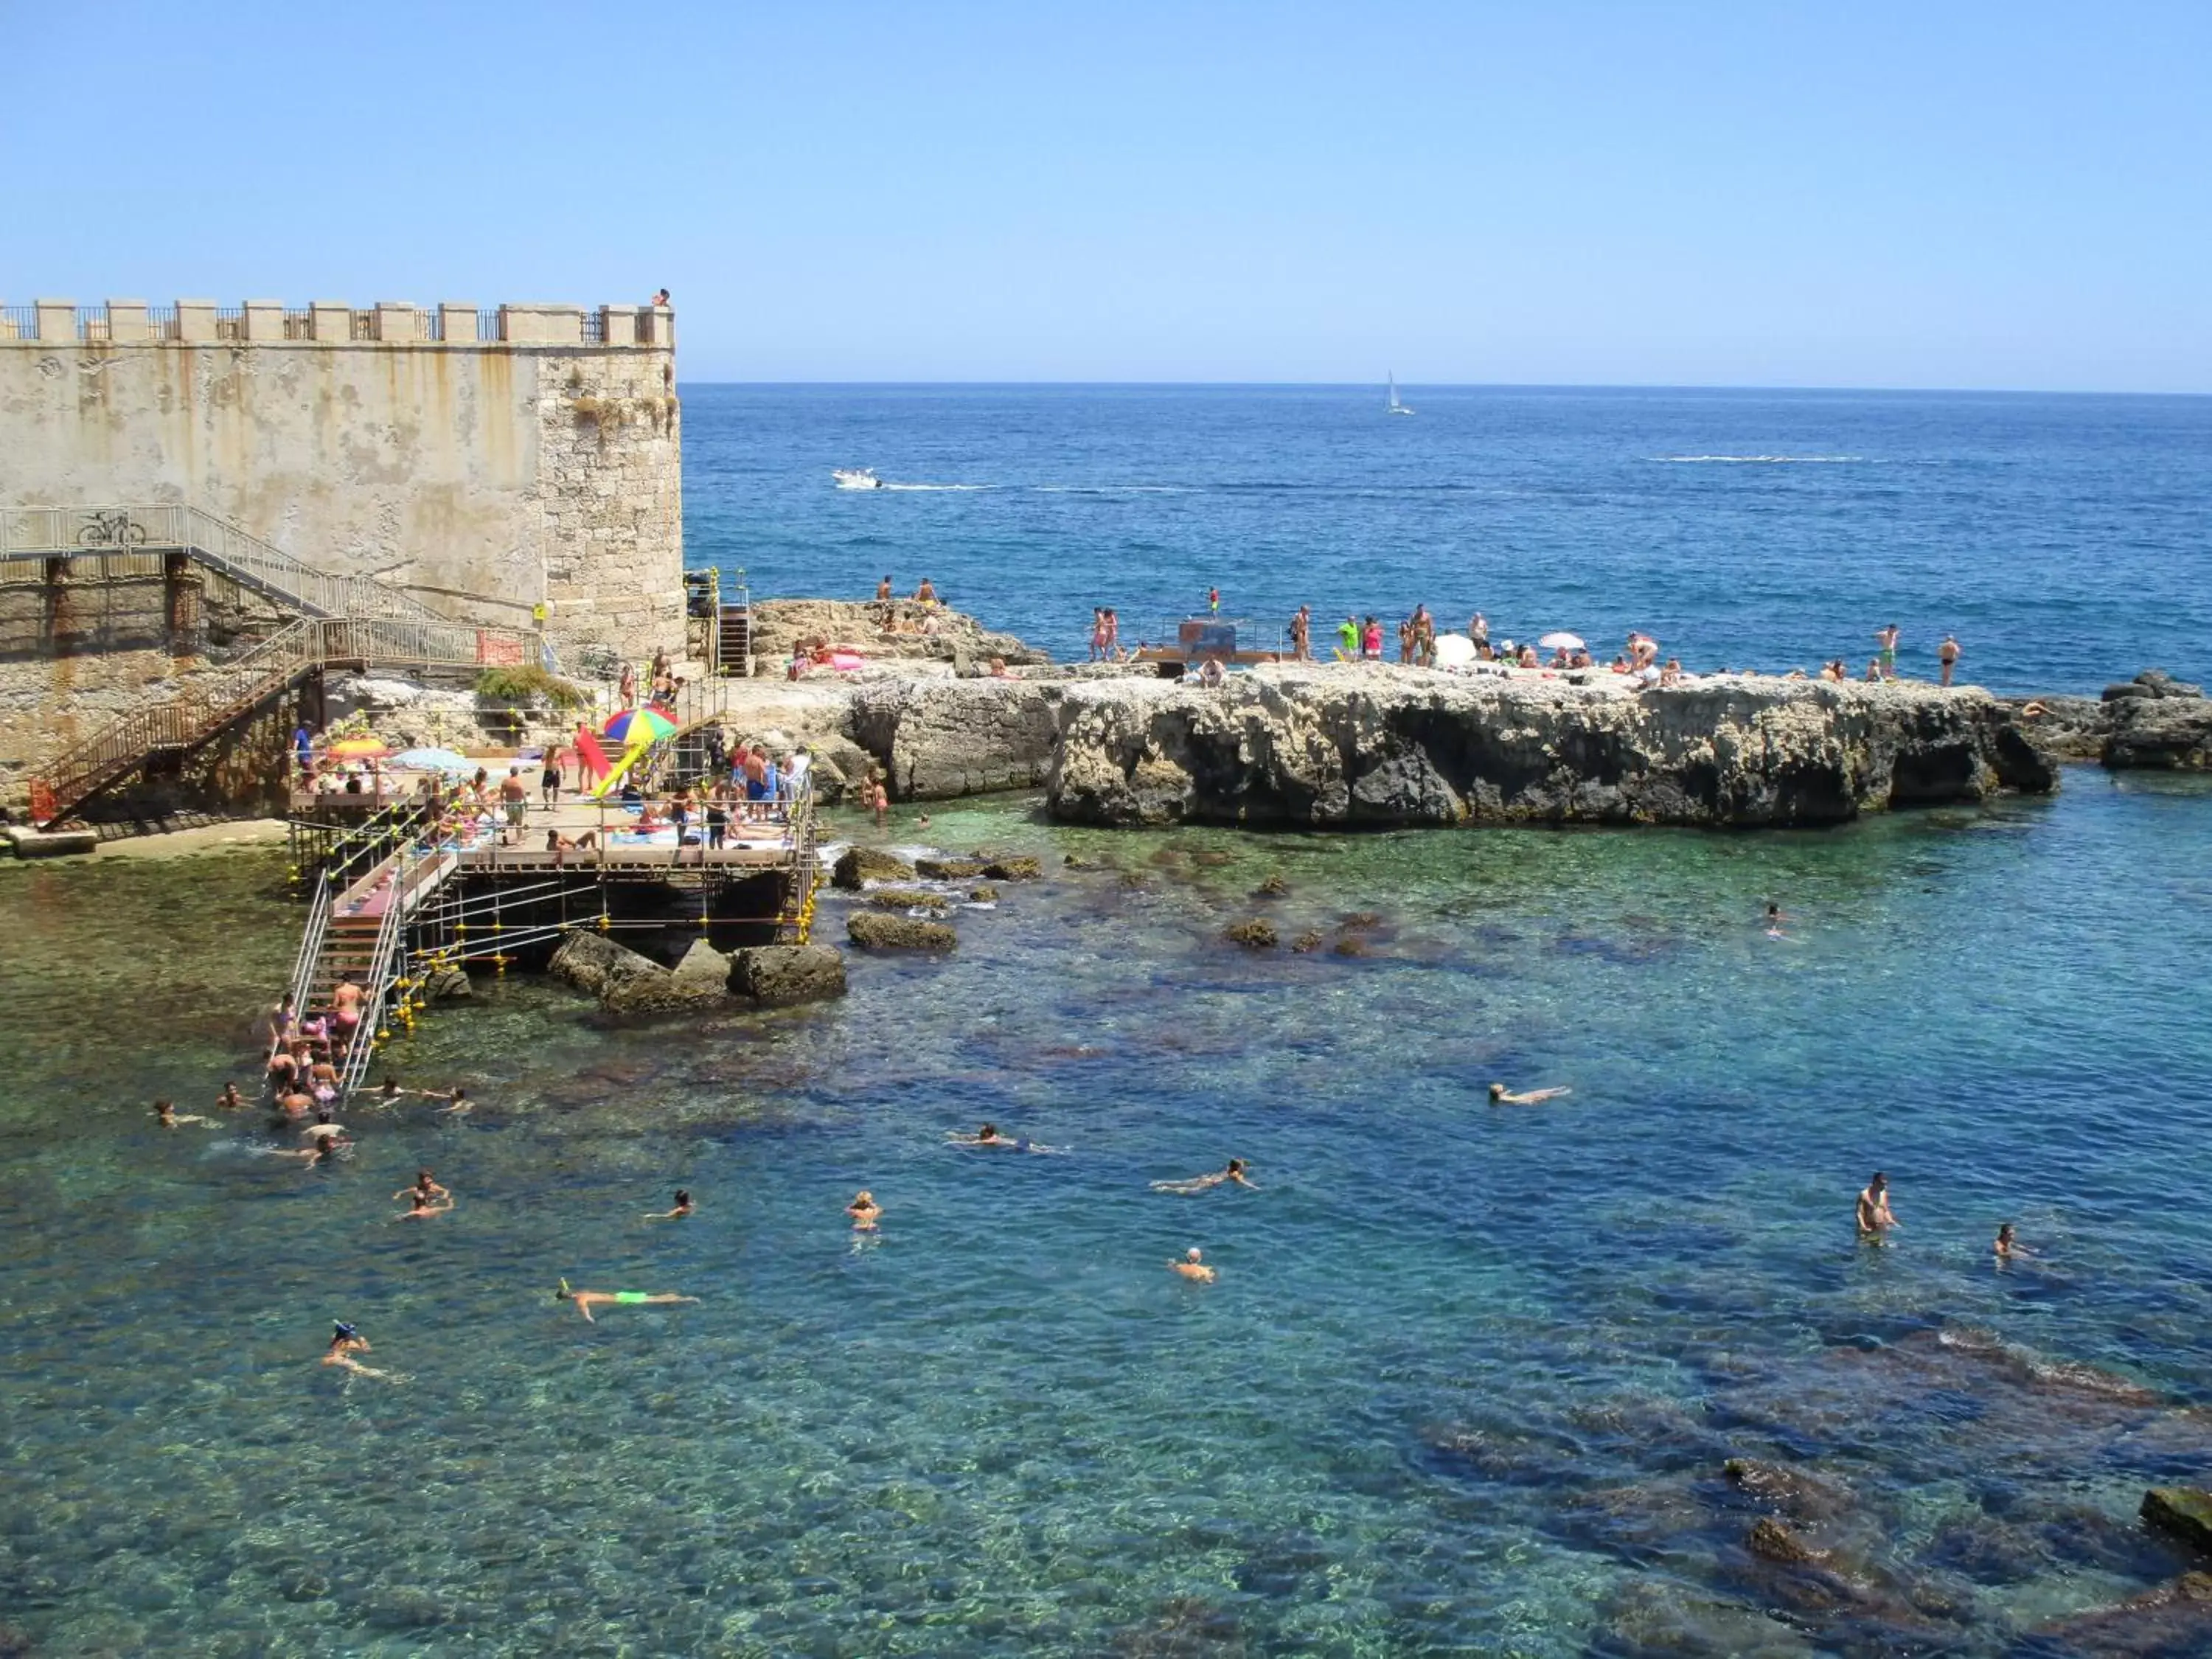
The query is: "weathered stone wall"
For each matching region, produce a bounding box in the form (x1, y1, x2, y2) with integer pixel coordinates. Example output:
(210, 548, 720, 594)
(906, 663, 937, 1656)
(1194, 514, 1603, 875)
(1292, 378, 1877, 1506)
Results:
(0, 300, 683, 661)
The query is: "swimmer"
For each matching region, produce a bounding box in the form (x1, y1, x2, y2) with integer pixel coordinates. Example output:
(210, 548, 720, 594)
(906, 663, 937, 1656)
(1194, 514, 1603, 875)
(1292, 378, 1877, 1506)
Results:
(1487, 1083, 1573, 1106)
(394, 1188, 453, 1220)
(1169, 1248, 1217, 1283)
(948, 1123, 1057, 1153)
(153, 1098, 211, 1128)
(1856, 1171, 1900, 1242)
(435, 1087, 470, 1116)
(303, 1110, 347, 1142)
(644, 1189, 695, 1220)
(846, 1190, 883, 1230)
(266, 1132, 349, 1164)
(322, 1321, 397, 1380)
(214, 1082, 246, 1112)
(394, 1169, 449, 1204)
(1150, 1158, 1258, 1194)
(1993, 1222, 2034, 1262)
(276, 1084, 314, 1119)
(917, 813, 931, 832)
(555, 1278, 699, 1323)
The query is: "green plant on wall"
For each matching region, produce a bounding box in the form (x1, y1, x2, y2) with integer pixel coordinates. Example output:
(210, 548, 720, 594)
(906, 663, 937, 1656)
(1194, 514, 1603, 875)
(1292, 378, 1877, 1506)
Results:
(475, 665, 589, 709)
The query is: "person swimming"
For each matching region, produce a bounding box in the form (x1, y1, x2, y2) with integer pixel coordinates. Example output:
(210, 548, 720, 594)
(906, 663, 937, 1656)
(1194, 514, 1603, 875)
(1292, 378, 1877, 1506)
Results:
(153, 1098, 211, 1128)
(1487, 1082, 1573, 1106)
(949, 1123, 1056, 1153)
(1150, 1158, 1258, 1194)
(322, 1321, 394, 1380)
(554, 1279, 699, 1323)
(394, 1187, 453, 1220)
(846, 1190, 883, 1230)
(1993, 1222, 2033, 1261)
(214, 1082, 246, 1112)
(644, 1189, 695, 1220)
(1169, 1248, 1217, 1283)
(394, 1169, 449, 1204)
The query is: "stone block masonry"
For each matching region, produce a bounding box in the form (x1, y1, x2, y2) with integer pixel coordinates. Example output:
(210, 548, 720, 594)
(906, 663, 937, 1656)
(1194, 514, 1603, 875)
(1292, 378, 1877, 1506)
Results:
(0, 299, 685, 664)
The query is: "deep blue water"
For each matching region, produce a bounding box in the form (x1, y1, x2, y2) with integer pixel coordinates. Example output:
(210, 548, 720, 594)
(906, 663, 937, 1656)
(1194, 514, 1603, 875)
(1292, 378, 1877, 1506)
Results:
(685, 384, 2212, 694)
(1, 387, 2211, 1655)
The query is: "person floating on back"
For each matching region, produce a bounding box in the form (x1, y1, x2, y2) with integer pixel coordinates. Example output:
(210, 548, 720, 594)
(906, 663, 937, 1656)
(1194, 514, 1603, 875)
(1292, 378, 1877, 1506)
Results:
(1488, 1082, 1572, 1106)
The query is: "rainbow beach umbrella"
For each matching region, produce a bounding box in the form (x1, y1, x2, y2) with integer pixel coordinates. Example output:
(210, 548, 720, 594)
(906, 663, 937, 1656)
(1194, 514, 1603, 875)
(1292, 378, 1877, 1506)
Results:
(326, 737, 392, 759)
(601, 706, 678, 746)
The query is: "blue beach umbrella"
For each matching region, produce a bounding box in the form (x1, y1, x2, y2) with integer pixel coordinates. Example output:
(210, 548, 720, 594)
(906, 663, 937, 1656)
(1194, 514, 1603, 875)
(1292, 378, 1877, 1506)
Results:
(392, 747, 475, 776)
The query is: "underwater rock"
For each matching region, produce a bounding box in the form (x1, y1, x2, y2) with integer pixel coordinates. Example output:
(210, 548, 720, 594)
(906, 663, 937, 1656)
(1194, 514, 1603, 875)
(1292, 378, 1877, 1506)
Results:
(846, 912, 957, 951)
(831, 846, 915, 889)
(1223, 919, 1278, 949)
(1289, 930, 1323, 953)
(1724, 1459, 1855, 1525)
(1594, 1579, 1815, 1657)
(1330, 935, 1369, 958)
(2031, 1569, 2212, 1657)
(418, 964, 472, 1001)
(728, 945, 847, 1006)
(2142, 1488, 2212, 1556)
(1190, 849, 1234, 866)
(1747, 1517, 1829, 1566)
(981, 856, 1042, 880)
(1254, 873, 1289, 897)
(966, 884, 999, 902)
(914, 855, 987, 880)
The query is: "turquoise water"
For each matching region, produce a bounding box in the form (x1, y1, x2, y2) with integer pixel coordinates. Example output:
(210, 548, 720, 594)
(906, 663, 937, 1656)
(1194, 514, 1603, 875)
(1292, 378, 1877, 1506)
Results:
(4, 768, 2211, 1654)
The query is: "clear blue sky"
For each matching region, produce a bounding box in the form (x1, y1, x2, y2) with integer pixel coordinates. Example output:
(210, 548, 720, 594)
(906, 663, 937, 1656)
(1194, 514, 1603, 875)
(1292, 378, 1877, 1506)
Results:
(5, 1, 2207, 390)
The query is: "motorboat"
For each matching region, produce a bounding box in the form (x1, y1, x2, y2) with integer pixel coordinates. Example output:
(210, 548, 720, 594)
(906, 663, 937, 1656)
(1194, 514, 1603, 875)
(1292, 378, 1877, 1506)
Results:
(832, 467, 886, 490)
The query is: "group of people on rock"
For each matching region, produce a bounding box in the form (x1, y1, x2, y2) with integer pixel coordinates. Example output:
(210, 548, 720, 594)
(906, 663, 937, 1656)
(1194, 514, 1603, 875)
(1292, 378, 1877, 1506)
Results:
(1086, 608, 1126, 661)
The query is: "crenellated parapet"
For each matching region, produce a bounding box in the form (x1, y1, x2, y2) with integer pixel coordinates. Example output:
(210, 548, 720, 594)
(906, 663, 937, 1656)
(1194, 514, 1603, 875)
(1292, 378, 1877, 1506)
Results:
(0, 299, 673, 348)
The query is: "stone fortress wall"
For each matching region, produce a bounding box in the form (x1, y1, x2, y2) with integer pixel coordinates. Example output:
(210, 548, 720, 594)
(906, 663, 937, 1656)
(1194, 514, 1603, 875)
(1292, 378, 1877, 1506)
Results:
(0, 298, 684, 660)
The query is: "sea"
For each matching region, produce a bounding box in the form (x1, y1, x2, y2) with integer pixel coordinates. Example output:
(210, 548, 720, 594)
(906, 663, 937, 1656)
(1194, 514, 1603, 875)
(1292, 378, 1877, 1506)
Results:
(3, 386, 2211, 1656)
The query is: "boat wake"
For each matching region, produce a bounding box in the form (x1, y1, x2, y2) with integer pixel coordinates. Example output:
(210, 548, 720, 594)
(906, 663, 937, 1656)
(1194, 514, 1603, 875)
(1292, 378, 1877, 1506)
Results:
(1652, 454, 1867, 464)
(880, 482, 993, 492)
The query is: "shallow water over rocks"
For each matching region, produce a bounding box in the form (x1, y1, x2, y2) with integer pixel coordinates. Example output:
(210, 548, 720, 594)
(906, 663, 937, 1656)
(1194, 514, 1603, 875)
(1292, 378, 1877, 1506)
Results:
(1, 773, 2210, 1653)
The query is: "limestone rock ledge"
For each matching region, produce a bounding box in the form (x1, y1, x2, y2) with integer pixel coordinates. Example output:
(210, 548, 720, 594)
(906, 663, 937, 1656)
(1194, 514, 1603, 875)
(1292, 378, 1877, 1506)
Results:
(1042, 667, 2059, 830)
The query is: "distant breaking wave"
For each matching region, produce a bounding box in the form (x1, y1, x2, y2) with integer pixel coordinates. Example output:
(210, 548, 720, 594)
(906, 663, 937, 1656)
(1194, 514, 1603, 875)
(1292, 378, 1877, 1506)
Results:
(1651, 454, 1866, 464)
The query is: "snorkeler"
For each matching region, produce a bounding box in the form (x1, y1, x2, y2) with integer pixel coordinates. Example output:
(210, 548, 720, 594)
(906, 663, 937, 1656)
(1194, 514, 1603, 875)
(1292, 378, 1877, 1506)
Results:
(1169, 1248, 1217, 1283)
(1150, 1158, 1259, 1194)
(153, 1099, 212, 1128)
(1487, 1083, 1573, 1106)
(948, 1124, 1058, 1153)
(846, 1190, 883, 1230)
(555, 1279, 699, 1323)
(644, 1189, 695, 1220)
(322, 1321, 395, 1380)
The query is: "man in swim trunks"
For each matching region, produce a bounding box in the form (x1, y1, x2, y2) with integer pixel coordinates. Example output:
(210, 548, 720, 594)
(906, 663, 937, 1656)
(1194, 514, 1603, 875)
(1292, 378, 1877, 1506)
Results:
(1938, 634, 1961, 688)
(1488, 1083, 1572, 1105)
(541, 745, 565, 808)
(949, 1124, 1056, 1152)
(1856, 1172, 1899, 1242)
(500, 768, 529, 842)
(215, 1082, 246, 1112)
(1150, 1158, 1257, 1193)
(1170, 1248, 1217, 1283)
(644, 1189, 694, 1220)
(1874, 624, 1899, 679)
(556, 1279, 700, 1322)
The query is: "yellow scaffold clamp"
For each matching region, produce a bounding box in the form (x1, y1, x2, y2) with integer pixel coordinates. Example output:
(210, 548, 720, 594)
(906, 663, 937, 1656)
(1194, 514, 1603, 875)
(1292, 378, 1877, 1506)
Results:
(597, 913, 611, 931)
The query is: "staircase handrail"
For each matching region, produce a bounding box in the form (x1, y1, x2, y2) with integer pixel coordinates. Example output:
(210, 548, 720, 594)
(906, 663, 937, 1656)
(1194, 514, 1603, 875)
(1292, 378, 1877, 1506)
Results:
(285, 869, 335, 1018)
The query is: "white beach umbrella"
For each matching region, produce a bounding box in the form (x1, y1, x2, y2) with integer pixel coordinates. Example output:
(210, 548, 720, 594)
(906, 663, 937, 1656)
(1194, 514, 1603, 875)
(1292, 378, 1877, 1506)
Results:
(1432, 633, 1477, 669)
(1538, 631, 1585, 652)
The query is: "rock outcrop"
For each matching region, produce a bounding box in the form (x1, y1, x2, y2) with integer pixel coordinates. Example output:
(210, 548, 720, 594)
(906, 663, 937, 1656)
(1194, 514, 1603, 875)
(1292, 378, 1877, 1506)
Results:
(749, 598, 1051, 673)
(2142, 1487, 2212, 1555)
(2005, 670, 2212, 771)
(830, 846, 915, 890)
(728, 944, 847, 1006)
(849, 678, 1066, 799)
(1046, 666, 2059, 830)
(846, 912, 957, 951)
(549, 932, 725, 1015)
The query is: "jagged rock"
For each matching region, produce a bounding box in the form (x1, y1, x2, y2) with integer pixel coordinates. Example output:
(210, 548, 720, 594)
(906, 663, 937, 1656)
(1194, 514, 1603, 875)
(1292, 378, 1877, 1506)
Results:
(2104, 697, 2212, 770)
(728, 945, 847, 1006)
(748, 597, 1049, 675)
(1340, 911, 1383, 931)
(1254, 873, 1289, 897)
(551, 931, 722, 1016)
(2143, 1488, 2212, 1554)
(831, 846, 915, 890)
(418, 965, 472, 1002)
(967, 885, 999, 902)
(1290, 931, 1323, 953)
(980, 856, 1041, 880)
(915, 855, 987, 880)
(1747, 1517, 1829, 1566)
(1046, 666, 2060, 828)
(548, 931, 648, 997)
(671, 940, 731, 991)
(1330, 935, 1369, 958)
(2031, 1570, 2212, 1656)
(867, 887, 950, 910)
(846, 912, 957, 951)
(1224, 919, 1278, 949)
(850, 679, 1065, 799)
(1063, 852, 1101, 869)
(1724, 1459, 1855, 1523)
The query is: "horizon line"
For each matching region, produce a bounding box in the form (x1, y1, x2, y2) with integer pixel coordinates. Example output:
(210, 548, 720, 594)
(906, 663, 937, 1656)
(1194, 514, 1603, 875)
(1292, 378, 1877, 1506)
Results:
(673, 378, 2211, 399)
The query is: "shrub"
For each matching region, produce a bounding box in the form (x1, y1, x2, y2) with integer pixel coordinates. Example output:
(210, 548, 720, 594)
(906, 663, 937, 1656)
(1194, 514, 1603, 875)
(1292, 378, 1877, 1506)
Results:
(476, 665, 589, 709)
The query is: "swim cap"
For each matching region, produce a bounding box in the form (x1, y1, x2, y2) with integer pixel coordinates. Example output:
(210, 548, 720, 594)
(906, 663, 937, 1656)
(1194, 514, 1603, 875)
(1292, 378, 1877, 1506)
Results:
(333, 1321, 358, 1340)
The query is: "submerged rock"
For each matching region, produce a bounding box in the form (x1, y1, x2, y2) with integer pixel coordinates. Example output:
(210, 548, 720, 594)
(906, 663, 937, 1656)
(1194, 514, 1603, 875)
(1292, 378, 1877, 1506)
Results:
(914, 855, 987, 880)
(1747, 1517, 1829, 1566)
(1047, 667, 2060, 829)
(831, 846, 915, 890)
(1254, 873, 1289, 898)
(550, 932, 724, 1016)
(1223, 919, 1278, 949)
(1724, 1458, 1855, 1524)
(2142, 1488, 2212, 1555)
(1289, 931, 1323, 953)
(846, 912, 957, 951)
(866, 887, 950, 910)
(2031, 1569, 2212, 1656)
(728, 945, 847, 1006)
(980, 856, 1041, 880)
(966, 884, 999, 903)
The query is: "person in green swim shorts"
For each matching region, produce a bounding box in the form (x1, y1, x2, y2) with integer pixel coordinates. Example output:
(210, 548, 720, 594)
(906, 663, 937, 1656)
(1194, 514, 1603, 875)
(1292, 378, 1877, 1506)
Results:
(556, 1279, 700, 1323)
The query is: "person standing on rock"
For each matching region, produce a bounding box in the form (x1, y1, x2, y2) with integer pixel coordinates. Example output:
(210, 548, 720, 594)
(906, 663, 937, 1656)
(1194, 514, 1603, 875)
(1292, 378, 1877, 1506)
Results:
(541, 745, 565, 809)
(1207, 586, 1220, 616)
(1938, 635, 1961, 687)
(1105, 609, 1121, 657)
(1337, 616, 1358, 661)
(1470, 612, 1489, 658)
(1289, 606, 1310, 661)
(1856, 1172, 1900, 1243)
(876, 574, 893, 603)
(1874, 625, 1899, 679)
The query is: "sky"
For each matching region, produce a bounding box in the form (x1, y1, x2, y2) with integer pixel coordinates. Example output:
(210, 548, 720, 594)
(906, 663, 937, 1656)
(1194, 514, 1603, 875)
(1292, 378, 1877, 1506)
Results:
(4, 1, 2208, 390)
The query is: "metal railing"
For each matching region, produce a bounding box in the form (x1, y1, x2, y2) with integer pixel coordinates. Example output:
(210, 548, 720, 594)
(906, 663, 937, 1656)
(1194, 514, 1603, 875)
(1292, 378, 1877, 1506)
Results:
(1, 504, 445, 623)
(580, 309, 606, 345)
(0, 305, 34, 340)
(76, 307, 110, 341)
(285, 869, 335, 1020)
(477, 309, 503, 343)
(282, 310, 313, 340)
(215, 305, 246, 341)
(147, 305, 180, 341)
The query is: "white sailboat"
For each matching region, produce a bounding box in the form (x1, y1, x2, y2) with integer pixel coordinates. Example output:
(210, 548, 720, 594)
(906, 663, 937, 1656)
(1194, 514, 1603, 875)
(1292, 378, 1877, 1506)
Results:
(1386, 373, 1414, 416)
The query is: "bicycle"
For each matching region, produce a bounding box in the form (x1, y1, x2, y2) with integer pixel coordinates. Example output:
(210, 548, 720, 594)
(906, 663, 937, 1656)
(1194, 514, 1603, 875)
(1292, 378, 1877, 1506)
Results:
(77, 510, 148, 549)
